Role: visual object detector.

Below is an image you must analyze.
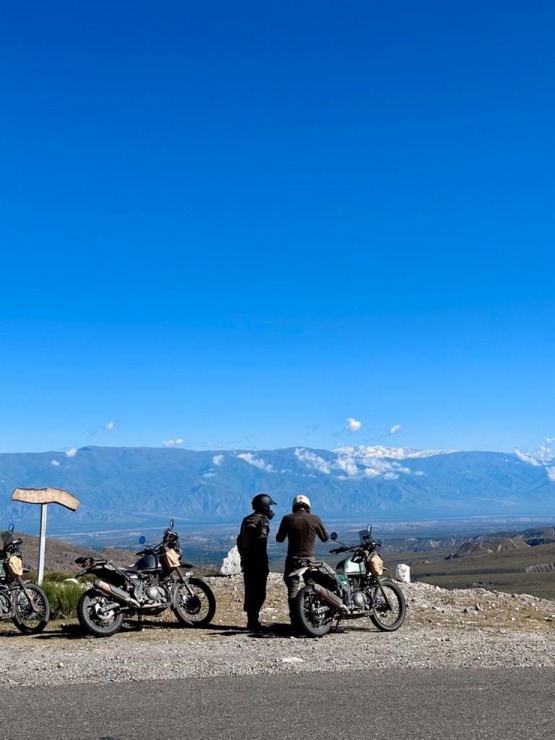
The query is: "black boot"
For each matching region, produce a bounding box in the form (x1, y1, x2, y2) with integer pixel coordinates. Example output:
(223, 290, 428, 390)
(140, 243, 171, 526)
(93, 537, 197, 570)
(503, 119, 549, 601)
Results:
(246, 613, 263, 632)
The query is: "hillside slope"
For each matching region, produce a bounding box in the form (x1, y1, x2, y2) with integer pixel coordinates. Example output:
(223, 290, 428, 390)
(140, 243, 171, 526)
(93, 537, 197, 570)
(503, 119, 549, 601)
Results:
(0, 445, 553, 527)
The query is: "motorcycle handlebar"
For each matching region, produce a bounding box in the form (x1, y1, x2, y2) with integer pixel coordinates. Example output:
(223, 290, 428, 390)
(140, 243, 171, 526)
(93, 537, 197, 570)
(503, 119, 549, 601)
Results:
(330, 541, 381, 554)
(136, 542, 167, 556)
(5, 538, 22, 550)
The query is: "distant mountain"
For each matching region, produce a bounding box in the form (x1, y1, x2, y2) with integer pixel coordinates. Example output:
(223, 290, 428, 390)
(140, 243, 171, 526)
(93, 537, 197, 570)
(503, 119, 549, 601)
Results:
(0, 445, 554, 530)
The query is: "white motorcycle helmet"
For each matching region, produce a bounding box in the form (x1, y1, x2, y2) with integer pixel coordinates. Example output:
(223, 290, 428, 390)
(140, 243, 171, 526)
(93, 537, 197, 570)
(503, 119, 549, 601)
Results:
(292, 494, 311, 512)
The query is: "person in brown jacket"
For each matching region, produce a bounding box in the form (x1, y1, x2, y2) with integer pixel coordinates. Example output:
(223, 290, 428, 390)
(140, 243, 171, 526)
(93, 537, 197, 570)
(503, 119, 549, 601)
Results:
(275, 494, 329, 624)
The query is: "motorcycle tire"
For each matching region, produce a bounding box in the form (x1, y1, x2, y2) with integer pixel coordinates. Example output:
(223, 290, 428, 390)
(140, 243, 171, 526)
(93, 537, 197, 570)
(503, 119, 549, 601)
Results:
(12, 583, 50, 635)
(369, 579, 406, 632)
(77, 588, 124, 637)
(172, 577, 216, 627)
(294, 585, 334, 638)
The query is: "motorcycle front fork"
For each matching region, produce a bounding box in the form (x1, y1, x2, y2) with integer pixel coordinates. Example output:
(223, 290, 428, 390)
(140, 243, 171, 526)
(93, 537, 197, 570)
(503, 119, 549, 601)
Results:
(175, 569, 196, 596)
(15, 576, 39, 613)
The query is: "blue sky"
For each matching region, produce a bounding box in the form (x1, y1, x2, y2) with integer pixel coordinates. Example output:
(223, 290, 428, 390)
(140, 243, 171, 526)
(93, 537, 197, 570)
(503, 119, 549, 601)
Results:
(0, 1, 553, 455)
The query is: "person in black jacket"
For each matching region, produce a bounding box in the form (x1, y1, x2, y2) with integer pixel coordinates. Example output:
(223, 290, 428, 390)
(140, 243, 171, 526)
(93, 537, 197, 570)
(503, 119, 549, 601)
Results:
(236, 493, 277, 632)
(276, 494, 329, 623)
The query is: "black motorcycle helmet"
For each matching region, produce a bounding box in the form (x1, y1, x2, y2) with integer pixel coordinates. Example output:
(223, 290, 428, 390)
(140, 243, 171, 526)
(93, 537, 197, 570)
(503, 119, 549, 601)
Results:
(251, 493, 277, 519)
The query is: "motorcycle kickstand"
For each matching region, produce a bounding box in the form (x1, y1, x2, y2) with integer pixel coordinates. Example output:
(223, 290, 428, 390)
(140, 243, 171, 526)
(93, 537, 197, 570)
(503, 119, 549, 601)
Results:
(332, 617, 346, 634)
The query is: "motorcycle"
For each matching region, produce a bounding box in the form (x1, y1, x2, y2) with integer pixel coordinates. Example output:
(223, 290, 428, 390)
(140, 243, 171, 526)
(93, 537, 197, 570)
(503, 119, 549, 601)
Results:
(75, 519, 216, 637)
(291, 524, 406, 638)
(0, 524, 50, 634)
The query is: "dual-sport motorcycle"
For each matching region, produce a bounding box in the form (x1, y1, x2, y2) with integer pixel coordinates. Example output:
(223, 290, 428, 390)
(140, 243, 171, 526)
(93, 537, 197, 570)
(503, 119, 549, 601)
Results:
(75, 519, 216, 637)
(0, 524, 50, 634)
(291, 524, 406, 638)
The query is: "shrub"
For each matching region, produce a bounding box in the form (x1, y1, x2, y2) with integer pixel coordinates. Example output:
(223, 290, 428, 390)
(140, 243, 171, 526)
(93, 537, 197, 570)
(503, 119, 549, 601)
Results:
(42, 581, 83, 619)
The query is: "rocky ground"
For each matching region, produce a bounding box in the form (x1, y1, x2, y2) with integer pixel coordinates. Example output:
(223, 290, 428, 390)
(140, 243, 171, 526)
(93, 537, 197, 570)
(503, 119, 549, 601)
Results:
(1, 574, 554, 688)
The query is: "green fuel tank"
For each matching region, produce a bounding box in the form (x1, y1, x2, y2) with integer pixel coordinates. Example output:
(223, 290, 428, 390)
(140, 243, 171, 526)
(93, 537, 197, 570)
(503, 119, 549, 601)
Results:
(335, 556, 366, 576)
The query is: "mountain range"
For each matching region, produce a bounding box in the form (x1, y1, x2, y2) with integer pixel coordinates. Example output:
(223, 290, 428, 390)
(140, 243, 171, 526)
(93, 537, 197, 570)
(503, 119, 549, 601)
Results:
(1, 444, 554, 531)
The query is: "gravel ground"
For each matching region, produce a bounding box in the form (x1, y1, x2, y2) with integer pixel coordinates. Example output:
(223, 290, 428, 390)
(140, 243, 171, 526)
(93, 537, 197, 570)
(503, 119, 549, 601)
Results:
(1, 575, 554, 687)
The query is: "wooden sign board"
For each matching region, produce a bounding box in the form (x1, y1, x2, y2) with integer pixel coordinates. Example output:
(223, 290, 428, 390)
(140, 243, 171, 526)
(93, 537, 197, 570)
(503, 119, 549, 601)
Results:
(11, 487, 80, 512)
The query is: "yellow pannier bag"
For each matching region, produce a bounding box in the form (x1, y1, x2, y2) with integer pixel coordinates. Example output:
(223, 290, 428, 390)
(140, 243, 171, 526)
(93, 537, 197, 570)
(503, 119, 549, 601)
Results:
(161, 548, 181, 570)
(6, 555, 23, 577)
(368, 553, 384, 577)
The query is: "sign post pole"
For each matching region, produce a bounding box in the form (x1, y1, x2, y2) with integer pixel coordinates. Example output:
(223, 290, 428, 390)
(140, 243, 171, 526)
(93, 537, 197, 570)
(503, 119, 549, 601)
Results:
(10, 488, 80, 585)
(38, 503, 48, 586)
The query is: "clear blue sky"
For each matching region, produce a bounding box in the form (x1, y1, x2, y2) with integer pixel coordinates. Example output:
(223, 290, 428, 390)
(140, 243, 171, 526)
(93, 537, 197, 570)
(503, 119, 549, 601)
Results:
(0, 1, 553, 455)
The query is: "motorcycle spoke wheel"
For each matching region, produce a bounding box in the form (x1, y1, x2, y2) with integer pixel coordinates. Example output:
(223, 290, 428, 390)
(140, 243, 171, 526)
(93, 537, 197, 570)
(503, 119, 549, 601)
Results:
(77, 589, 123, 637)
(294, 586, 333, 638)
(369, 580, 406, 632)
(12, 583, 50, 634)
(172, 577, 216, 627)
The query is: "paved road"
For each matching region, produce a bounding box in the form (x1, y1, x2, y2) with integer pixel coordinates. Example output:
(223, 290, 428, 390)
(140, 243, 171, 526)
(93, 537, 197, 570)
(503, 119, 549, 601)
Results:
(2, 669, 554, 739)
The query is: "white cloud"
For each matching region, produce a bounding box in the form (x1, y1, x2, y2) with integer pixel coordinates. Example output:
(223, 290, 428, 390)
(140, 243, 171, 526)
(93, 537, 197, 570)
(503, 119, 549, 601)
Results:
(515, 449, 541, 466)
(236, 453, 275, 473)
(515, 441, 555, 483)
(389, 424, 402, 435)
(104, 420, 116, 431)
(335, 448, 413, 480)
(162, 438, 184, 447)
(202, 472, 216, 478)
(295, 446, 414, 481)
(212, 454, 224, 466)
(336, 456, 359, 477)
(346, 417, 362, 433)
(294, 448, 332, 475)
(65, 448, 77, 458)
(51, 460, 60, 467)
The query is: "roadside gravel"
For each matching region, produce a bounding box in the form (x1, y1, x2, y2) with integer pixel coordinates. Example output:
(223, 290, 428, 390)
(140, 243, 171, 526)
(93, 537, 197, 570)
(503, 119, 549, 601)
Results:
(1, 575, 554, 687)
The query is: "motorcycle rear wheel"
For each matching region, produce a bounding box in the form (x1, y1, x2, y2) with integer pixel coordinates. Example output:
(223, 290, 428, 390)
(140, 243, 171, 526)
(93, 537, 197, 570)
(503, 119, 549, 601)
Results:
(77, 589, 124, 637)
(369, 579, 406, 632)
(12, 583, 50, 634)
(294, 586, 334, 638)
(172, 577, 216, 627)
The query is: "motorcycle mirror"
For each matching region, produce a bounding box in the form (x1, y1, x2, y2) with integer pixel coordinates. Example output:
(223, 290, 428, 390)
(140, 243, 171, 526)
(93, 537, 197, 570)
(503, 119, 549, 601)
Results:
(8, 523, 14, 533)
(367, 524, 373, 533)
(330, 532, 338, 541)
(169, 518, 174, 529)
(138, 535, 146, 544)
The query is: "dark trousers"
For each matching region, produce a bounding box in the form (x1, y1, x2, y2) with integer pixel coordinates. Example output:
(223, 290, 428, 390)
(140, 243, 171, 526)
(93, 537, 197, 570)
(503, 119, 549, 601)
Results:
(243, 566, 269, 624)
(284, 556, 306, 624)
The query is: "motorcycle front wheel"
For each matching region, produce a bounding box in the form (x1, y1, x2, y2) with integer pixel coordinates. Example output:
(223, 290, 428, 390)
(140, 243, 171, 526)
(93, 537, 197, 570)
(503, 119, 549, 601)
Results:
(369, 579, 406, 632)
(172, 577, 216, 627)
(294, 586, 334, 638)
(77, 589, 124, 637)
(12, 583, 50, 634)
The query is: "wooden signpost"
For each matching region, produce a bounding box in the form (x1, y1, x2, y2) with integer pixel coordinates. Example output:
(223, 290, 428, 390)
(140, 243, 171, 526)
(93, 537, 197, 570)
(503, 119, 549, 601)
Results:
(11, 487, 80, 585)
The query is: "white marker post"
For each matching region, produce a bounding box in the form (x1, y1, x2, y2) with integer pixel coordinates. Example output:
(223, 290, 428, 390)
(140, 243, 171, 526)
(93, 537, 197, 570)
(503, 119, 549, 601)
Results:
(11, 487, 80, 585)
(38, 504, 48, 586)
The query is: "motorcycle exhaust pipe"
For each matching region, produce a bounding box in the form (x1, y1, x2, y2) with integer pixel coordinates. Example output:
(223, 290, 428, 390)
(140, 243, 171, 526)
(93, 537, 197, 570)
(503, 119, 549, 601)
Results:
(94, 579, 140, 609)
(313, 583, 348, 611)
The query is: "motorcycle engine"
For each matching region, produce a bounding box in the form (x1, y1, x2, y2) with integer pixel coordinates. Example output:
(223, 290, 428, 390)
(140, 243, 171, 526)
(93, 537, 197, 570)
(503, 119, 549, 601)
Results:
(145, 584, 166, 602)
(352, 590, 369, 608)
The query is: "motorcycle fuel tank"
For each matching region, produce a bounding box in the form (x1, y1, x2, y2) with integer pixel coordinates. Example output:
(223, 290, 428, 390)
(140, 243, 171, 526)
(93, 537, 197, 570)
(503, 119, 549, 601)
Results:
(135, 553, 160, 571)
(335, 556, 366, 575)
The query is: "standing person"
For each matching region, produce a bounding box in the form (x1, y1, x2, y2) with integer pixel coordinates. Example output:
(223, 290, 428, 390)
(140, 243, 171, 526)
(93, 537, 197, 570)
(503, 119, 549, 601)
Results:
(275, 494, 329, 624)
(236, 493, 277, 633)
